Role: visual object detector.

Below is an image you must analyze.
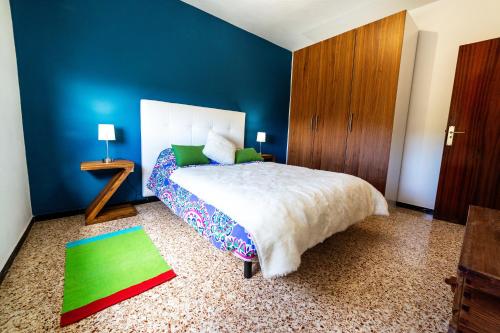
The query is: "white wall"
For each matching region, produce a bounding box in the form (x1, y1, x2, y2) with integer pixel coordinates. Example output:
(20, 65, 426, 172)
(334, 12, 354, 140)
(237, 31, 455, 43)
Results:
(385, 12, 418, 202)
(398, 0, 500, 209)
(0, 0, 32, 270)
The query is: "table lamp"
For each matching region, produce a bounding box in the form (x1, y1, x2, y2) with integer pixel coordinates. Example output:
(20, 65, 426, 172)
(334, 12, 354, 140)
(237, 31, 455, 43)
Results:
(98, 124, 115, 163)
(256, 132, 266, 154)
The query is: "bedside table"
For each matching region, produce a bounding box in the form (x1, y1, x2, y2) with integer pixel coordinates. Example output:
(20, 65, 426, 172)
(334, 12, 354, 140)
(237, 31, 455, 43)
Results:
(80, 160, 137, 225)
(261, 153, 276, 162)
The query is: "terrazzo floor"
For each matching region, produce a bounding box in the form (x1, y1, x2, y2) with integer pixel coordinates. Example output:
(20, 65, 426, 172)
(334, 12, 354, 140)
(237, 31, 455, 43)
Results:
(0, 202, 464, 332)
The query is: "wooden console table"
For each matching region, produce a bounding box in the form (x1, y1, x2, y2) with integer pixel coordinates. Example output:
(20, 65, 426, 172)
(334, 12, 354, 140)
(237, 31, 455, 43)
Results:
(80, 160, 137, 225)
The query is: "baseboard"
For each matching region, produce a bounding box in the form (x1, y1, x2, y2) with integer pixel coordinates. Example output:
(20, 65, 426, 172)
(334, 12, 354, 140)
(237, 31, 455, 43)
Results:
(32, 208, 86, 223)
(0, 217, 35, 285)
(396, 201, 434, 214)
(33, 197, 159, 222)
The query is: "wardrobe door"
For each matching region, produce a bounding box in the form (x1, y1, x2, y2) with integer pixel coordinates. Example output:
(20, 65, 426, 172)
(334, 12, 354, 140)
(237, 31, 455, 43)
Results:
(344, 12, 406, 193)
(288, 43, 322, 168)
(313, 30, 356, 172)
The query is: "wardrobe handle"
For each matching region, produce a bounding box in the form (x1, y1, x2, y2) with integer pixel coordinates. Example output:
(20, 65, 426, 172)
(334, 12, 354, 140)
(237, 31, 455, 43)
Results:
(310, 116, 314, 131)
(314, 115, 319, 131)
(348, 113, 353, 132)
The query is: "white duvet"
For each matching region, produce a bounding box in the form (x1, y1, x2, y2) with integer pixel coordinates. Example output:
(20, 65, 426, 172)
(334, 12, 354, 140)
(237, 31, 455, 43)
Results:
(170, 162, 388, 278)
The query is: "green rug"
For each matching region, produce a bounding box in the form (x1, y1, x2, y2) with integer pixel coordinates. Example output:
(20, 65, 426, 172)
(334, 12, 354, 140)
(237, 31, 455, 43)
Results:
(61, 226, 175, 326)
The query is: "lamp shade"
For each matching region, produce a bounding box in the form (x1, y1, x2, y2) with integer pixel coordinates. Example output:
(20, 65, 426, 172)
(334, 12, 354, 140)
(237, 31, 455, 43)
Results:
(98, 124, 115, 141)
(256, 132, 266, 143)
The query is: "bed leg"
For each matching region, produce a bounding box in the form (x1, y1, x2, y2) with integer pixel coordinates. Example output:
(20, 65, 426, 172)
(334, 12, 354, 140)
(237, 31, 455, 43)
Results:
(244, 261, 252, 279)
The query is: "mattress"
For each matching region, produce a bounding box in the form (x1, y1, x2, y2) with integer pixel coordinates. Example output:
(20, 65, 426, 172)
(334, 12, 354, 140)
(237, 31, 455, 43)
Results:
(147, 149, 257, 261)
(169, 159, 389, 278)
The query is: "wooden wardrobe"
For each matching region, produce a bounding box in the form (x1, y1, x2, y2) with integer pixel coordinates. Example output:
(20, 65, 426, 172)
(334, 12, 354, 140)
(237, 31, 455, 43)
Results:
(288, 11, 418, 199)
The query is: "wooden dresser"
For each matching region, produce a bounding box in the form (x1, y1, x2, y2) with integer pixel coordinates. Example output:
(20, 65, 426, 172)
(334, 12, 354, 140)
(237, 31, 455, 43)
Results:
(446, 206, 500, 332)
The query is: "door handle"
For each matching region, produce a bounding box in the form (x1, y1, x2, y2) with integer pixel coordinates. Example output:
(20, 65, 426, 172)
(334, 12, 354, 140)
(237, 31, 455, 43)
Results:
(314, 115, 319, 131)
(310, 116, 314, 131)
(446, 125, 465, 146)
(348, 113, 353, 132)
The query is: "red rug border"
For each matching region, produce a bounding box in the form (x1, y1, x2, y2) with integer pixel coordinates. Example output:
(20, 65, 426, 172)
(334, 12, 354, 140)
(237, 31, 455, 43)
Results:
(60, 269, 176, 327)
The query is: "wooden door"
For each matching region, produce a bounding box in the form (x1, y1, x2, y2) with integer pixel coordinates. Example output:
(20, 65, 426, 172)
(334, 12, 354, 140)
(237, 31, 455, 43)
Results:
(344, 12, 406, 193)
(313, 30, 356, 172)
(288, 43, 321, 168)
(434, 38, 500, 224)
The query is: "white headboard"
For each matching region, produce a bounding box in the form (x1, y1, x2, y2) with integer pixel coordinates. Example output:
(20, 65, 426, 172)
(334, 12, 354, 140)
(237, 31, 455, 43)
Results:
(140, 99, 245, 196)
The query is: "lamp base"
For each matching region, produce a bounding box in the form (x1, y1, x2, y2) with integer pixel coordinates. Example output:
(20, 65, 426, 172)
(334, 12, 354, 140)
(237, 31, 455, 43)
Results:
(102, 157, 113, 163)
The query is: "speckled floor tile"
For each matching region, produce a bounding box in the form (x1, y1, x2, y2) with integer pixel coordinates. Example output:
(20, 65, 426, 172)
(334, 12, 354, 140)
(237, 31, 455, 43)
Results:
(0, 202, 464, 332)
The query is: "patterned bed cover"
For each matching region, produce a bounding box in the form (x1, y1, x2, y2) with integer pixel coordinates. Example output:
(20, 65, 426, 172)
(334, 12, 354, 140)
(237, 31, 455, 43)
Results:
(147, 149, 257, 261)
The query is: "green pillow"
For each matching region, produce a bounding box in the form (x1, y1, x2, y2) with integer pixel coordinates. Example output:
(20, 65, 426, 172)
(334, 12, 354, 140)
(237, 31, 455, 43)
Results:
(235, 148, 264, 164)
(171, 145, 210, 167)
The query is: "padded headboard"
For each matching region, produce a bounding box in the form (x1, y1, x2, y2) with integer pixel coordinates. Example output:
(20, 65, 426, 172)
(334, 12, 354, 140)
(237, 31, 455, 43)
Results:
(140, 99, 245, 196)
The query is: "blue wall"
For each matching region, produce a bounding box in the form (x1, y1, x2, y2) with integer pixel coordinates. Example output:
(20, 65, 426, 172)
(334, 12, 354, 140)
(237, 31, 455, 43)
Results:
(10, 0, 292, 215)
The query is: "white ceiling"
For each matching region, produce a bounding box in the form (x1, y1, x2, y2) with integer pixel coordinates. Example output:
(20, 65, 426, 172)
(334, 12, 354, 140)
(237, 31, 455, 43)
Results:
(182, 0, 437, 51)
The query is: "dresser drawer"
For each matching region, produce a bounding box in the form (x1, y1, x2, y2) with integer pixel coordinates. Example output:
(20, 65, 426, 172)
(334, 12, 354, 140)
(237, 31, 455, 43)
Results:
(458, 286, 500, 333)
(463, 273, 500, 298)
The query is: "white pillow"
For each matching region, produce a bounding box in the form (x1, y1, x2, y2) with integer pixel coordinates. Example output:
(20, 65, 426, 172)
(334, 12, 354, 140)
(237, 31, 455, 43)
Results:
(203, 130, 236, 164)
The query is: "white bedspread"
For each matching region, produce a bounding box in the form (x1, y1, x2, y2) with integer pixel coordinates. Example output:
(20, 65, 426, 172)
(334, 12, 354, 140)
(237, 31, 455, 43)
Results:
(170, 162, 388, 278)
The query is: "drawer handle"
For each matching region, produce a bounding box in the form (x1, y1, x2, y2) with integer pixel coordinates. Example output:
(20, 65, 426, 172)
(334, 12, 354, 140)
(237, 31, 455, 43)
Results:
(445, 276, 458, 293)
(463, 291, 471, 299)
(462, 304, 470, 312)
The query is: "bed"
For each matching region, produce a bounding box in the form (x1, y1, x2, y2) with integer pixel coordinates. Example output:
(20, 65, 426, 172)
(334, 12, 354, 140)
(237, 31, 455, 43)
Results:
(141, 99, 389, 278)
